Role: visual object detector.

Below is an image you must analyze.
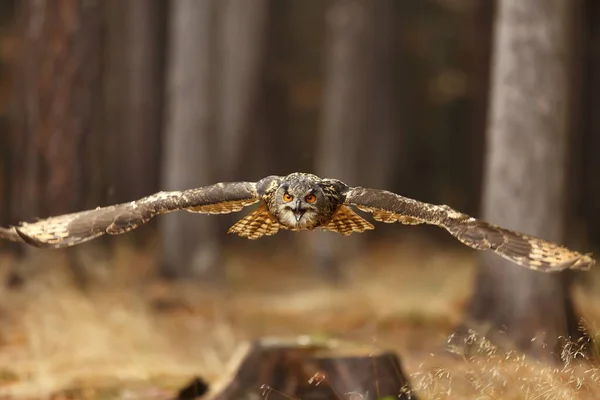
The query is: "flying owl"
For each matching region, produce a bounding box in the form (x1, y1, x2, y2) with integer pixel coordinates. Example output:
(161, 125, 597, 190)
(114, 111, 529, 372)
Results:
(0, 173, 595, 273)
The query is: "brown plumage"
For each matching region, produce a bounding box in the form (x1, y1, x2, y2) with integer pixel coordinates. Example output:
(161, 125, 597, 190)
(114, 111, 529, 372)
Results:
(227, 203, 281, 239)
(343, 187, 594, 272)
(0, 172, 595, 273)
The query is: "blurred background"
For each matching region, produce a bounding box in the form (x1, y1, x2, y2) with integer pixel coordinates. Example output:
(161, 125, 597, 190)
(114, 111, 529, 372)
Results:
(0, 0, 599, 399)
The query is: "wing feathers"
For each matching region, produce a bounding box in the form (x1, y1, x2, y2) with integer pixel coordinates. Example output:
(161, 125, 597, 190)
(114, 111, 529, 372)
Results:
(2, 174, 596, 274)
(227, 203, 282, 239)
(344, 186, 596, 272)
(446, 219, 593, 272)
(322, 205, 374, 235)
(6, 182, 260, 248)
(187, 199, 259, 214)
(346, 187, 455, 226)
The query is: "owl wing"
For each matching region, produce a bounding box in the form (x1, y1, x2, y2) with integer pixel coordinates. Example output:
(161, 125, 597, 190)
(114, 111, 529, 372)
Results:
(343, 187, 595, 272)
(1, 181, 273, 249)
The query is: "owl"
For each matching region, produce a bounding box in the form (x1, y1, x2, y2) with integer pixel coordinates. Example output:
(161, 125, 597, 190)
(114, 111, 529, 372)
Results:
(0, 172, 595, 273)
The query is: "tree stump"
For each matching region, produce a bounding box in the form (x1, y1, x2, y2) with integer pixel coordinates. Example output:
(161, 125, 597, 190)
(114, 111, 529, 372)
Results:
(201, 336, 416, 400)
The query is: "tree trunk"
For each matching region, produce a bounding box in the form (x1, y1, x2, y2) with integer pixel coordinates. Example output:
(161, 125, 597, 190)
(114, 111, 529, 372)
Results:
(357, 0, 408, 246)
(0, 0, 13, 246)
(9, 0, 101, 222)
(580, 0, 600, 250)
(212, 0, 269, 236)
(6, 0, 102, 287)
(462, 1, 494, 216)
(160, 0, 269, 279)
(104, 0, 166, 209)
(215, 0, 269, 181)
(464, 0, 585, 358)
(311, 0, 371, 283)
(360, 0, 403, 192)
(159, 0, 221, 280)
(102, 0, 166, 249)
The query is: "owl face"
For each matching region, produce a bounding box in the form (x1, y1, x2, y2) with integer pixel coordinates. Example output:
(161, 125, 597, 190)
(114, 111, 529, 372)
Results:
(271, 180, 329, 229)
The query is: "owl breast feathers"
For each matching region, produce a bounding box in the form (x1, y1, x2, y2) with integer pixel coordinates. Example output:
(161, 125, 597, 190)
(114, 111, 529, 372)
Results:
(0, 172, 595, 273)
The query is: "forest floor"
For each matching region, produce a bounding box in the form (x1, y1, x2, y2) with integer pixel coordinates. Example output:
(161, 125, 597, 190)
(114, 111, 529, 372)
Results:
(0, 232, 598, 400)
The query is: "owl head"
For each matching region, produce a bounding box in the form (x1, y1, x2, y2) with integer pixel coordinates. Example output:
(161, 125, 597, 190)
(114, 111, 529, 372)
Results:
(271, 174, 332, 229)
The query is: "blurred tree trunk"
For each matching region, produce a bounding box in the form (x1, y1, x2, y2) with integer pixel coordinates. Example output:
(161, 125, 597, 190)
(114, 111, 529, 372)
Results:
(104, 0, 166, 245)
(9, 0, 102, 236)
(213, 0, 269, 236)
(159, 0, 221, 280)
(159, 0, 270, 280)
(361, 0, 403, 191)
(463, 0, 586, 358)
(6, 0, 102, 287)
(580, 0, 600, 250)
(0, 126, 9, 253)
(0, 129, 8, 233)
(462, 1, 494, 216)
(359, 0, 407, 245)
(311, 0, 371, 282)
(215, 0, 269, 180)
(0, 1, 13, 246)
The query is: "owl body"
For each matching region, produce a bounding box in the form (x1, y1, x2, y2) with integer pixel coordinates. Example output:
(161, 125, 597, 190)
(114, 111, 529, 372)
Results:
(1, 172, 595, 273)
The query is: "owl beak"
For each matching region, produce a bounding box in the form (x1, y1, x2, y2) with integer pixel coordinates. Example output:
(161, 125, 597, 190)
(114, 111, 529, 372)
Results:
(293, 209, 305, 222)
(293, 203, 305, 221)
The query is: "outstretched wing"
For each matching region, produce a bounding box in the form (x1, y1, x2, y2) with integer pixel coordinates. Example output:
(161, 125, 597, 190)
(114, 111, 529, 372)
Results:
(3, 182, 263, 249)
(344, 187, 595, 272)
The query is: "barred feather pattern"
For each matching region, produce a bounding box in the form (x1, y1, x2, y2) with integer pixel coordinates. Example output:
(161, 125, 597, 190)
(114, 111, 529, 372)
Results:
(227, 204, 282, 239)
(6, 182, 261, 248)
(0, 172, 595, 274)
(322, 205, 374, 236)
(446, 219, 594, 272)
(344, 187, 595, 272)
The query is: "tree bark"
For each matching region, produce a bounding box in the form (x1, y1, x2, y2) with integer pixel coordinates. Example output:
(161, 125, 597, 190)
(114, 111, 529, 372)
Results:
(102, 0, 167, 248)
(580, 0, 600, 249)
(360, 0, 403, 192)
(104, 0, 166, 206)
(9, 0, 101, 232)
(159, 0, 221, 280)
(5, 0, 102, 286)
(311, 0, 371, 283)
(0, 0, 13, 245)
(462, 1, 494, 215)
(200, 338, 416, 400)
(464, 0, 586, 358)
(215, 0, 269, 181)
(160, 0, 269, 279)
(212, 0, 270, 236)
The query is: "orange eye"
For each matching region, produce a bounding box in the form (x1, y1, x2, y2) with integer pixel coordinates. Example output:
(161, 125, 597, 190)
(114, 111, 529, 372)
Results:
(305, 194, 316, 203)
(283, 193, 294, 202)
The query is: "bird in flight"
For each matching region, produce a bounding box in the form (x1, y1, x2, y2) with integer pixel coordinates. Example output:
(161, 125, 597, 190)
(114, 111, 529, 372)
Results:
(0, 173, 594, 273)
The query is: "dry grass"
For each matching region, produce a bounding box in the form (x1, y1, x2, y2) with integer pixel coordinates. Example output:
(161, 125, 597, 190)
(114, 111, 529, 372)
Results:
(408, 332, 600, 400)
(0, 233, 598, 399)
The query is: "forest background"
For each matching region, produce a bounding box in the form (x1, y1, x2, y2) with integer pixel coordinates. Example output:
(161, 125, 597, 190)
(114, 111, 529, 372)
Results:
(0, 0, 599, 399)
